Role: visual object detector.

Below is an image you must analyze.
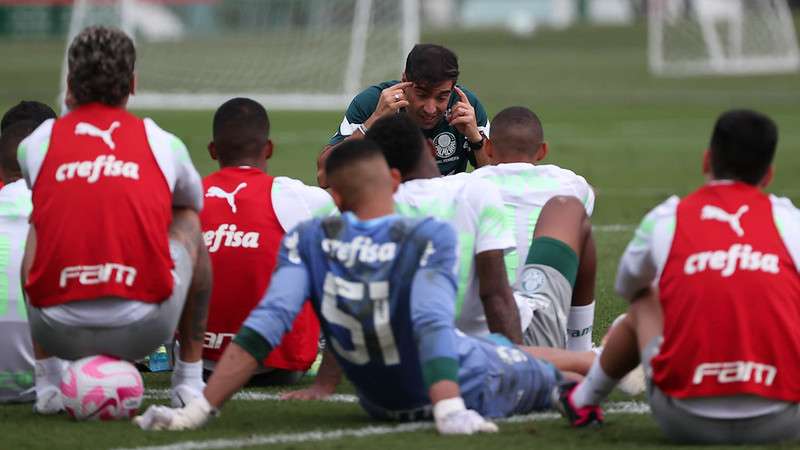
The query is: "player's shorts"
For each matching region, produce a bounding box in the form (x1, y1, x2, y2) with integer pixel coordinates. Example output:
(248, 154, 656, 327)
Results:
(642, 337, 800, 444)
(358, 395, 433, 422)
(27, 240, 193, 361)
(460, 334, 560, 418)
(358, 334, 559, 421)
(514, 237, 577, 348)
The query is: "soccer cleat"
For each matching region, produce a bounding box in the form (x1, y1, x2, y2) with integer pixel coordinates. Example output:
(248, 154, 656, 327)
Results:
(33, 385, 64, 415)
(552, 381, 603, 427)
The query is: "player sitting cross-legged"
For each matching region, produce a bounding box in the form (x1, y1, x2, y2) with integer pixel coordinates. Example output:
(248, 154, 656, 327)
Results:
(201, 97, 335, 385)
(556, 110, 800, 444)
(19, 26, 212, 413)
(134, 139, 566, 434)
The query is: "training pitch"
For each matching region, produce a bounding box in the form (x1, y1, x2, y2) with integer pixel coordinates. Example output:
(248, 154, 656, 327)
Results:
(1, 19, 799, 450)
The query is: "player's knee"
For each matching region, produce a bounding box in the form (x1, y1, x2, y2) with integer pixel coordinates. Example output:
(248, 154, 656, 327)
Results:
(627, 288, 660, 323)
(541, 195, 588, 231)
(542, 195, 586, 218)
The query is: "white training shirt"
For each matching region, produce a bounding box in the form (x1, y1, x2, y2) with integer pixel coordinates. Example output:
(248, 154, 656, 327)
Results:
(0, 179, 35, 402)
(615, 181, 800, 419)
(19, 117, 205, 327)
(471, 163, 594, 284)
(270, 176, 337, 232)
(0, 180, 32, 324)
(393, 173, 515, 336)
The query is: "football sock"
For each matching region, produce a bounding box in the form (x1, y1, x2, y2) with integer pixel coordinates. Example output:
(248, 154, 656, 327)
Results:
(35, 357, 64, 393)
(571, 357, 617, 408)
(171, 359, 204, 389)
(567, 301, 595, 351)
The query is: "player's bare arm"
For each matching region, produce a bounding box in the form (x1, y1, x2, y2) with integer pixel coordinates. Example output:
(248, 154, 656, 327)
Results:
(475, 250, 523, 344)
(170, 208, 212, 362)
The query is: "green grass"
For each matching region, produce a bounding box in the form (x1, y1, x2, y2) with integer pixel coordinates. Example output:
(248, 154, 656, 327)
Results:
(2, 19, 800, 450)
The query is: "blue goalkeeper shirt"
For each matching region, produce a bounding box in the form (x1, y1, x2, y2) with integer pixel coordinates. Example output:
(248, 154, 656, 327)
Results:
(235, 212, 558, 417)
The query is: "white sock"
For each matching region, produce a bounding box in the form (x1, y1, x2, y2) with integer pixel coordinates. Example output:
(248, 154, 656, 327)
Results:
(35, 357, 65, 394)
(567, 301, 595, 351)
(571, 357, 618, 408)
(171, 359, 204, 389)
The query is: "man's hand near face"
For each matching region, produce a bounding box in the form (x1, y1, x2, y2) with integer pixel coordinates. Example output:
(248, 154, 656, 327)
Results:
(365, 81, 413, 129)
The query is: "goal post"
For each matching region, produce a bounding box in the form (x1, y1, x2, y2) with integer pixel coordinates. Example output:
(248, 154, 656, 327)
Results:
(60, 0, 420, 110)
(648, 0, 800, 76)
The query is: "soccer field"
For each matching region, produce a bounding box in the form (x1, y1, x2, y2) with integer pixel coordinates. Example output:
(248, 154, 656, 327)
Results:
(2, 20, 800, 450)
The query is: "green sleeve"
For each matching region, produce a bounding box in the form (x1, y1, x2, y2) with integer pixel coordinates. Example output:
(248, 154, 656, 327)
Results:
(232, 326, 273, 364)
(422, 357, 459, 388)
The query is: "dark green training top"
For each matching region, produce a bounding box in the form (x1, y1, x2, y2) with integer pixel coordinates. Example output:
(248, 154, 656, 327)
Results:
(328, 80, 489, 175)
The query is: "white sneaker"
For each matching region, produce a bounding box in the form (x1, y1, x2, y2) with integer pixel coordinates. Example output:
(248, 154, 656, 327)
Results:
(170, 383, 205, 408)
(617, 364, 646, 396)
(33, 386, 64, 415)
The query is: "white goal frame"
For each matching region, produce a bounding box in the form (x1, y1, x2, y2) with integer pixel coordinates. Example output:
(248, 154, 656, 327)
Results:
(648, 0, 800, 76)
(60, 0, 420, 110)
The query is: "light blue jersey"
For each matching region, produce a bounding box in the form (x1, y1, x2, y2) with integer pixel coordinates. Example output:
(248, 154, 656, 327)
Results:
(237, 212, 558, 419)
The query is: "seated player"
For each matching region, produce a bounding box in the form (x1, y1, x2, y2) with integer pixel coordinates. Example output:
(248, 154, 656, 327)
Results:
(134, 140, 564, 433)
(370, 114, 521, 341)
(284, 114, 521, 400)
(471, 106, 597, 350)
(18, 26, 211, 413)
(556, 110, 800, 444)
(201, 97, 334, 384)
(0, 121, 41, 403)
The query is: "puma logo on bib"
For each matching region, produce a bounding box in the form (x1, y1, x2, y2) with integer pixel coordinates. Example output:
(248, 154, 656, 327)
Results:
(701, 204, 749, 237)
(205, 183, 247, 213)
(74, 121, 121, 150)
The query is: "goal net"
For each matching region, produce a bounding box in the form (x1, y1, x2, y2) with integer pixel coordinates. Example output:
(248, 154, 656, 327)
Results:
(60, 0, 419, 110)
(648, 0, 800, 76)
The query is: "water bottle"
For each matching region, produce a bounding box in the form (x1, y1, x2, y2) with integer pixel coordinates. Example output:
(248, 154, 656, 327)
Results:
(148, 345, 170, 372)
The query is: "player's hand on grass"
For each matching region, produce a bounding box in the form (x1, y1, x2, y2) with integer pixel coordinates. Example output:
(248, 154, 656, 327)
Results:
(280, 381, 336, 401)
(134, 396, 215, 431)
(433, 397, 499, 435)
(447, 87, 481, 143)
(368, 81, 413, 126)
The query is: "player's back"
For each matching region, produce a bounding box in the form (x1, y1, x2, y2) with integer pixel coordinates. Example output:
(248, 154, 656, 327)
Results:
(393, 173, 513, 336)
(471, 163, 594, 283)
(0, 180, 35, 402)
(19, 104, 201, 307)
(201, 167, 330, 371)
(297, 213, 448, 411)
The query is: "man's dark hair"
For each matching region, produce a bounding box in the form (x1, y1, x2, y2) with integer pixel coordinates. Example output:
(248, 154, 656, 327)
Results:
(1, 101, 56, 133)
(68, 26, 136, 106)
(709, 109, 778, 185)
(325, 139, 384, 178)
(212, 98, 270, 164)
(404, 44, 459, 87)
(365, 114, 425, 175)
(0, 120, 36, 177)
(491, 106, 543, 155)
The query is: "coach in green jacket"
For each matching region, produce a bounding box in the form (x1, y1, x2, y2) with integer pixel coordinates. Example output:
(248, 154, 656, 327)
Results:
(318, 44, 490, 187)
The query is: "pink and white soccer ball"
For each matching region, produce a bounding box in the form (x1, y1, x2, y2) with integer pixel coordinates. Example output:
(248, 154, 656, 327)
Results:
(60, 355, 144, 421)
